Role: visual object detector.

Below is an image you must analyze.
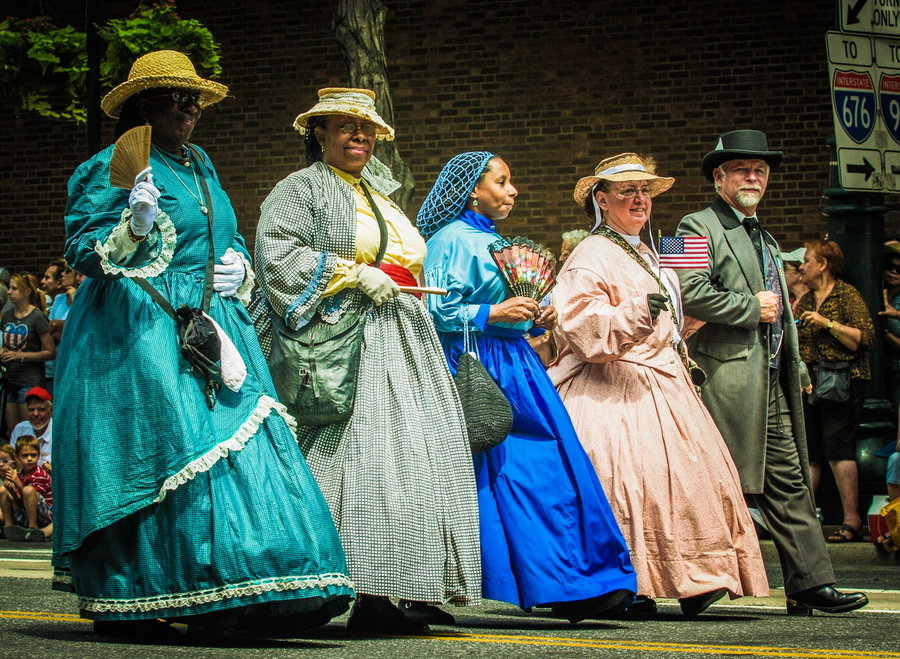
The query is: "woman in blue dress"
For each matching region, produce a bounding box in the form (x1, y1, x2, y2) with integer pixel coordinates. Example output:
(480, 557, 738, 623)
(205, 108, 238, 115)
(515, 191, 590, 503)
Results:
(52, 51, 353, 637)
(417, 151, 636, 622)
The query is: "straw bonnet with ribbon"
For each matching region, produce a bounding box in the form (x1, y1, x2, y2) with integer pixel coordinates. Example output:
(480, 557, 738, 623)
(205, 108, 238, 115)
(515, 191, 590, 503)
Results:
(101, 50, 229, 119)
(573, 153, 674, 206)
(292, 87, 395, 140)
(700, 129, 783, 182)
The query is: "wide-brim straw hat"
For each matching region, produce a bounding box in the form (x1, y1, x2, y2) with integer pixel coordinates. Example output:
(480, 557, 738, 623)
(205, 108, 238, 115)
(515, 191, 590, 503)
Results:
(292, 87, 394, 140)
(701, 129, 783, 181)
(573, 153, 674, 205)
(101, 50, 229, 118)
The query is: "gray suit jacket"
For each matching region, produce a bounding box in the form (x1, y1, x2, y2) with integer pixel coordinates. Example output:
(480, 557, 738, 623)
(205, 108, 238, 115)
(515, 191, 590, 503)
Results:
(676, 197, 810, 493)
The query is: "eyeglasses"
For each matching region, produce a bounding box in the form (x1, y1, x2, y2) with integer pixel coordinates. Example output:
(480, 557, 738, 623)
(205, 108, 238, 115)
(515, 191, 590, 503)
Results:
(885, 263, 900, 274)
(336, 121, 377, 137)
(148, 91, 201, 106)
(611, 186, 652, 199)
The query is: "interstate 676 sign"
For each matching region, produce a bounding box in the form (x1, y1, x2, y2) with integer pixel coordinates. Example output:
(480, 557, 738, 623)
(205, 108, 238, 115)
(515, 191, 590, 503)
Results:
(833, 70, 877, 143)
(826, 30, 900, 191)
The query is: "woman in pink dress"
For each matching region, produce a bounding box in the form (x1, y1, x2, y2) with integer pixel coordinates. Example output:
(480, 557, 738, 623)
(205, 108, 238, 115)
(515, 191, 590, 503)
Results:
(549, 153, 769, 617)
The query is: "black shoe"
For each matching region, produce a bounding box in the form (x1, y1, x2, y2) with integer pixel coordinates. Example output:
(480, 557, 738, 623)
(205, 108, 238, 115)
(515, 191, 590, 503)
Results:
(679, 588, 728, 618)
(551, 589, 634, 624)
(593, 595, 657, 620)
(398, 599, 456, 625)
(622, 595, 658, 617)
(785, 585, 869, 616)
(346, 597, 429, 634)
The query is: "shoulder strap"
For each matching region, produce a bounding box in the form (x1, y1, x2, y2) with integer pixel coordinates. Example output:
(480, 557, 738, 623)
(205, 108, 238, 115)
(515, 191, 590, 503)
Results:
(134, 144, 216, 320)
(186, 144, 215, 312)
(360, 181, 388, 267)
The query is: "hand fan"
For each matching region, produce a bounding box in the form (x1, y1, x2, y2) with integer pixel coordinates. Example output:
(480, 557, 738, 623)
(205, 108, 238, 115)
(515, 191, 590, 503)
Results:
(110, 125, 152, 189)
(488, 236, 558, 301)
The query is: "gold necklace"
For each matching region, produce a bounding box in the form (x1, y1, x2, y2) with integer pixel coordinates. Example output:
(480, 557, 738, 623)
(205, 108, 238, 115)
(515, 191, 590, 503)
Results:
(152, 146, 208, 215)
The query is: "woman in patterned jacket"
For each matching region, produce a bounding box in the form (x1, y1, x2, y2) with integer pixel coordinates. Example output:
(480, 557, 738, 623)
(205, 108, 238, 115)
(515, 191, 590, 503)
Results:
(251, 88, 481, 634)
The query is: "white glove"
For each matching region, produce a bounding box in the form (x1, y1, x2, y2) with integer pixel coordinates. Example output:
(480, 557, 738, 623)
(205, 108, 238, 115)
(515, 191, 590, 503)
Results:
(213, 248, 246, 297)
(128, 168, 160, 236)
(356, 264, 399, 306)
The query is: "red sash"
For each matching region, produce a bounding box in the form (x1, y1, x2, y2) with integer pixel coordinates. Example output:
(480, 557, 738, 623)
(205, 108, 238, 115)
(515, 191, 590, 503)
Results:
(377, 263, 419, 298)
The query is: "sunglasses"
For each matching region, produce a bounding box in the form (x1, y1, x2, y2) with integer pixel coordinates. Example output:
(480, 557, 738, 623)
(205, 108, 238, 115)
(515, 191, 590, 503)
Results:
(148, 91, 201, 107)
(885, 263, 900, 274)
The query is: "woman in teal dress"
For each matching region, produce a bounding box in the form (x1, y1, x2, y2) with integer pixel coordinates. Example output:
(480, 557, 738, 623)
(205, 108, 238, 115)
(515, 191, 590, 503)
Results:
(417, 151, 636, 622)
(52, 51, 353, 637)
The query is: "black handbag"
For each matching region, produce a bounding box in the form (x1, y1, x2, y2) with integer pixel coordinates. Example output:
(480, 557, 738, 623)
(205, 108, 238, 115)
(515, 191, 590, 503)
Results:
(452, 314, 513, 453)
(815, 359, 851, 402)
(454, 351, 513, 453)
(269, 182, 388, 426)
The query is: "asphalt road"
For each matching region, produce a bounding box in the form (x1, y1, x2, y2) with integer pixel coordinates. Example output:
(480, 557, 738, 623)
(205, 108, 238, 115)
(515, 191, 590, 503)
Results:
(1, 540, 898, 659)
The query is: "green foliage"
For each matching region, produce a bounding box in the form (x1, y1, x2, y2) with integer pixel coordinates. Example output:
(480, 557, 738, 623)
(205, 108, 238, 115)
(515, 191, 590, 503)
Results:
(0, 16, 88, 122)
(98, 1, 221, 87)
(0, 1, 221, 123)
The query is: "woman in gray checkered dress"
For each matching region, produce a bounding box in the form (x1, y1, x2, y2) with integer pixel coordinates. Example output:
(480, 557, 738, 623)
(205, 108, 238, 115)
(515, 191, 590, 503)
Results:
(251, 88, 480, 634)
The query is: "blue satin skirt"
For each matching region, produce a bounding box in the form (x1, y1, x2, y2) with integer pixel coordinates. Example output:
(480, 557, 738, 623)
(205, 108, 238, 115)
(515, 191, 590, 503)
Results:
(439, 327, 636, 609)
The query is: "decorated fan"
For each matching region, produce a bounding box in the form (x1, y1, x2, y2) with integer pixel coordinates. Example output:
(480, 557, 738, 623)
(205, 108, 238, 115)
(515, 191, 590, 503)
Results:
(110, 125, 152, 189)
(488, 236, 557, 301)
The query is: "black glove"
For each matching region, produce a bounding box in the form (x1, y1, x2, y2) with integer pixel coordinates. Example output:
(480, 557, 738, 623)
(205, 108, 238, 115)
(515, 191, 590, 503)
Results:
(647, 293, 668, 319)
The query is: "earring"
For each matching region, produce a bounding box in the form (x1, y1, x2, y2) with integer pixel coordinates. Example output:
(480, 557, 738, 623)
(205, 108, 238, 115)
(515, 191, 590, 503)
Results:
(472, 199, 479, 207)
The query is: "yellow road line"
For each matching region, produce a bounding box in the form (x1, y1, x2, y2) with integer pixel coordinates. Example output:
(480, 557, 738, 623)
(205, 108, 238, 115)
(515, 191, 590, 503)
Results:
(0, 610, 87, 623)
(0, 610, 894, 658)
(415, 633, 900, 658)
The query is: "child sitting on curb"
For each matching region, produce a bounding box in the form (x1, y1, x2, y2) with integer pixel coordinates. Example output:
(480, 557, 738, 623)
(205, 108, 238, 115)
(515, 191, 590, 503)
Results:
(0, 435, 52, 542)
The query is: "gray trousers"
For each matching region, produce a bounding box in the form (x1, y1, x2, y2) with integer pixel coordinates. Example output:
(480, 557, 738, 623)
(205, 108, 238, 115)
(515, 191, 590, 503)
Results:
(748, 375, 836, 595)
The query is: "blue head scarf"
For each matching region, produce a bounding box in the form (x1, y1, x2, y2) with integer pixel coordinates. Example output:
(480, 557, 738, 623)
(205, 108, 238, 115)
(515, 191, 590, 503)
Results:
(417, 151, 494, 239)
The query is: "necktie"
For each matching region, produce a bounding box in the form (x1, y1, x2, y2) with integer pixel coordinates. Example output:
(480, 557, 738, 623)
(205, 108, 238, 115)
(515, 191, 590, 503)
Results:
(744, 216, 764, 272)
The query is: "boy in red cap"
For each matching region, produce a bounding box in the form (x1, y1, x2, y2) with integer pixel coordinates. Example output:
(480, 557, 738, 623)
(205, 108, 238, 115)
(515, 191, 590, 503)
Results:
(9, 387, 52, 470)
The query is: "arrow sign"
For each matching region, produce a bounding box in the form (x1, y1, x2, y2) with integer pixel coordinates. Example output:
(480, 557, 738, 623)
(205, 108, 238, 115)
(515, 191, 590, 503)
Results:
(847, 0, 869, 25)
(846, 157, 876, 179)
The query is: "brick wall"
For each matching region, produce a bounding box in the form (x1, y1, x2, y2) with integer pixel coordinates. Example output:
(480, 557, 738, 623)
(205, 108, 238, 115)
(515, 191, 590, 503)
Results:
(1, 0, 896, 275)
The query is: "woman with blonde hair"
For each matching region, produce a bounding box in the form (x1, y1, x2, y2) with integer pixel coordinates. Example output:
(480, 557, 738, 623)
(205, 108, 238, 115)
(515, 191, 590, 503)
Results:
(549, 153, 768, 617)
(1, 273, 54, 432)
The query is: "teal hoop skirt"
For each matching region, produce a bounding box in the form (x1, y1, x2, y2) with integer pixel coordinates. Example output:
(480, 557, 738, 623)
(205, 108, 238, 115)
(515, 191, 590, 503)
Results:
(52, 145, 353, 622)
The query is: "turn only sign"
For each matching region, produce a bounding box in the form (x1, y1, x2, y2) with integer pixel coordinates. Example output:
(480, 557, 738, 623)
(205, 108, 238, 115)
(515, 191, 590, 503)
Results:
(827, 29, 900, 191)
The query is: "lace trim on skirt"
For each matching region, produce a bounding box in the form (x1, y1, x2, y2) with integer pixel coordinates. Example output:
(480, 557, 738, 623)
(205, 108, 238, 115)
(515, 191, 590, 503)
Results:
(153, 394, 297, 503)
(76, 573, 354, 614)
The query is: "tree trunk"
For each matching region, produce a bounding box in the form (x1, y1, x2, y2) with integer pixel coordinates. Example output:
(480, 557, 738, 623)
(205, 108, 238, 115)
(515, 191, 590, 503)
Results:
(333, 0, 414, 211)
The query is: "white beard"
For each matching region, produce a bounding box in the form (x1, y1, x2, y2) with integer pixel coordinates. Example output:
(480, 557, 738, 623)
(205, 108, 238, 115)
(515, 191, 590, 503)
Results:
(735, 189, 762, 208)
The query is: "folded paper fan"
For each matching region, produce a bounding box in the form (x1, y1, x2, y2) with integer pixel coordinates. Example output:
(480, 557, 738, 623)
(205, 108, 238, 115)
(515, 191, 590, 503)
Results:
(110, 125, 152, 189)
(488, 236, 558, 301)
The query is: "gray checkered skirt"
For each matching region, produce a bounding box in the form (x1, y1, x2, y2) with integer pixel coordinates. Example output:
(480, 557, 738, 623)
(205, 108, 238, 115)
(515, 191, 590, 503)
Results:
(296, 293, 481, 605)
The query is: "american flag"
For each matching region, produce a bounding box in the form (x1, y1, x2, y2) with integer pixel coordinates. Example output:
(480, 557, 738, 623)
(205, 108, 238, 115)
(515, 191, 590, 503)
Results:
(658, 236, 709, 269)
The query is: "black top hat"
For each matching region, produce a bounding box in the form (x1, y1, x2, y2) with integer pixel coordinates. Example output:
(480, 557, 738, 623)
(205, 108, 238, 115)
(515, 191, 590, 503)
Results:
(701, 129, 783, 181)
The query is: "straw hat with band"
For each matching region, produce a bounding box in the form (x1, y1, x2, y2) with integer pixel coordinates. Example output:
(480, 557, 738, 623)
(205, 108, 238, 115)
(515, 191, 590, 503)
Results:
(700, 129, 783, 182)
(101, 50, 229, 119)
(292, 88, 395, 140)
(573, 153, 674, 206)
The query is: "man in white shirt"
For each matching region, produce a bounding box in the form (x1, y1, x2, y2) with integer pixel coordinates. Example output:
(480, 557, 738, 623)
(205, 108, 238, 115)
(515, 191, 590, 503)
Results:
(9, 386, 53, 469)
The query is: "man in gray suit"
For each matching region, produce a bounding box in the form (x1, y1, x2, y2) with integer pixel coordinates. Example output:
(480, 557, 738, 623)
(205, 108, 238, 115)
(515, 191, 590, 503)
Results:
(676, 130, 867, 615)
